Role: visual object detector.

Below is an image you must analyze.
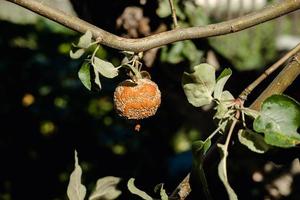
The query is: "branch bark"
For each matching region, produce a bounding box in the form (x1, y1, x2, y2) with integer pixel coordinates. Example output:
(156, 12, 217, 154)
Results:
(6, 0, 300, 52)
(250, 52, 300, 110)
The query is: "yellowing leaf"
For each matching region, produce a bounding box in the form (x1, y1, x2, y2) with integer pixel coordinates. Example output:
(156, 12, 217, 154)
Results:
(67, 151, 86, 200)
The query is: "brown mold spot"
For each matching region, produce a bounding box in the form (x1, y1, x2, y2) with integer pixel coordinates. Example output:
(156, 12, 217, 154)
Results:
(113, 79, 161, 120)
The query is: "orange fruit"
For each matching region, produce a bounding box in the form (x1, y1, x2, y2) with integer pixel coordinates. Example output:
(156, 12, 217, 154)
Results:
(113, 78, 161, 120)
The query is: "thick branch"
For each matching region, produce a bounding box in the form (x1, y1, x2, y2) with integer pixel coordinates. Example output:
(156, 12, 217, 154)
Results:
(250, 52, 300, 110)
(6, 0, 300, 52)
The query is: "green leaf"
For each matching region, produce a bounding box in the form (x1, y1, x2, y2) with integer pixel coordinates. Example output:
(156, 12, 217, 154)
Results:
(242, 108, 259, 119)
(183, 1, 209, 26)
(161, 42, 185, 64)
(253, 95, 300, 148)
(159, 185, 168, 200)
(238, 129, 270, 154)
(93, 68, 101, 90)
(181, 41, 203, 67)
(127, 178, 153, 200)
(70, 49, 85, 59)
(77, 30, 93, 49)
(214, 91, 235, 119)
(67, 151, 87, 200)
(89, 176, 121, 200)
(93, 57, 118, 79)
(78, 62, 92, 90)
(192, 139, 211, 160)
(160, 41, 203, 66)
(217, 144, 238, 200)
(214, 68, 232, 100)
(156, 0, 171, 18)
(182, 63, 216, 107)
(191, 139, 212, 200)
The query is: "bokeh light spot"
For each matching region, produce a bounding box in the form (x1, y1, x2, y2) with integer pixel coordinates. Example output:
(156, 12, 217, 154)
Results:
(40, 120, 56, 136)
(22, 93, 35, 107)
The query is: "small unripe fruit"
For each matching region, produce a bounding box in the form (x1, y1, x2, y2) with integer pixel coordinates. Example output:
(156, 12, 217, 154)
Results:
(113, 78, 161, 120)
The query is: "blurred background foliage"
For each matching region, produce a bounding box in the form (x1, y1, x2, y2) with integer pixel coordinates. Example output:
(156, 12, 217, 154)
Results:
(0, 0, 300, 200)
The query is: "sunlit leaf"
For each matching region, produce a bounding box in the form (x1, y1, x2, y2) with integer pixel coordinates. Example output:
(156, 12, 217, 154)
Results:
(78, 61, 91, 90)
(93, 57, 118, 79)
(214, 68, 232, 100)
(238, 129, 270, 154)
(253, 95, 300, 148)
(159, 184, 168, 200)
(182, 63, 215, 107)
(67, 151, 87, 200)
(70, 49, 85, 59)
(217, 144, 238, 200)
(214, 91, 235, 119)
(77, 30, 93, 49)
(127, 178, 153, 200)
(242, 108, 259, 119)
(93, 68, 101, 90)
(89, 176, 121, 200)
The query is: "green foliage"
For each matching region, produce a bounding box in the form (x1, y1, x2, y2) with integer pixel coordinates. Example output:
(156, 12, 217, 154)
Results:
(70, 49, 86, 59)
(157, 0, 208, 67)
(192, 139, 211, 163)
(78, 61, 92, 90)
(156, 0, 185, 20)
(127, 178, 153, 200)
(77, 30, 93, 49)
(70, 30, 94, 59)
(254, 95, 300, 148)
(209, 23, 277, 71)
(214, 68, 232, 100)
(67, 151, 121, 200)
(182, 63, 215, 107)
(160, 40, 203, 67)
(67, 151, 87, 200)
(92, 57, 119, 79)
(183, 1, 209, 26)
(214, 91, 235, 120)
(89, 177, 122, 200)
(159, 185, 168, 200)
(238, 129, 270, 154)
(217, 144, 238, 200)
(70, 31, 122, 91)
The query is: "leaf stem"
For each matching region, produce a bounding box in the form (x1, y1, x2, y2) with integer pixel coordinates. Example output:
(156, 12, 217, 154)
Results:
(198, 166, 213, 200)
(239, 42, 300, 101)
(224, 111, 240, 148)
(91, 44, 100, 64)
(168, 0, 179, 29)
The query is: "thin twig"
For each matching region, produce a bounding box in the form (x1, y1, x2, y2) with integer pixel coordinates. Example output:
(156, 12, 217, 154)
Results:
(168, 0, 179, 29)
(224, 111, 240, 148)
(6, 0, 300, 52)
(239, 42, 300, 101)
(250, 52, 300, 110)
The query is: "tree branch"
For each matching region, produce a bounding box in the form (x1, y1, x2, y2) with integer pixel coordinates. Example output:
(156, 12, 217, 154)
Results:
(239, 43, 300, 101)
(250, 52, 300, 110)
(6, 0, 300, 52)
(168, 0, 179, 29)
